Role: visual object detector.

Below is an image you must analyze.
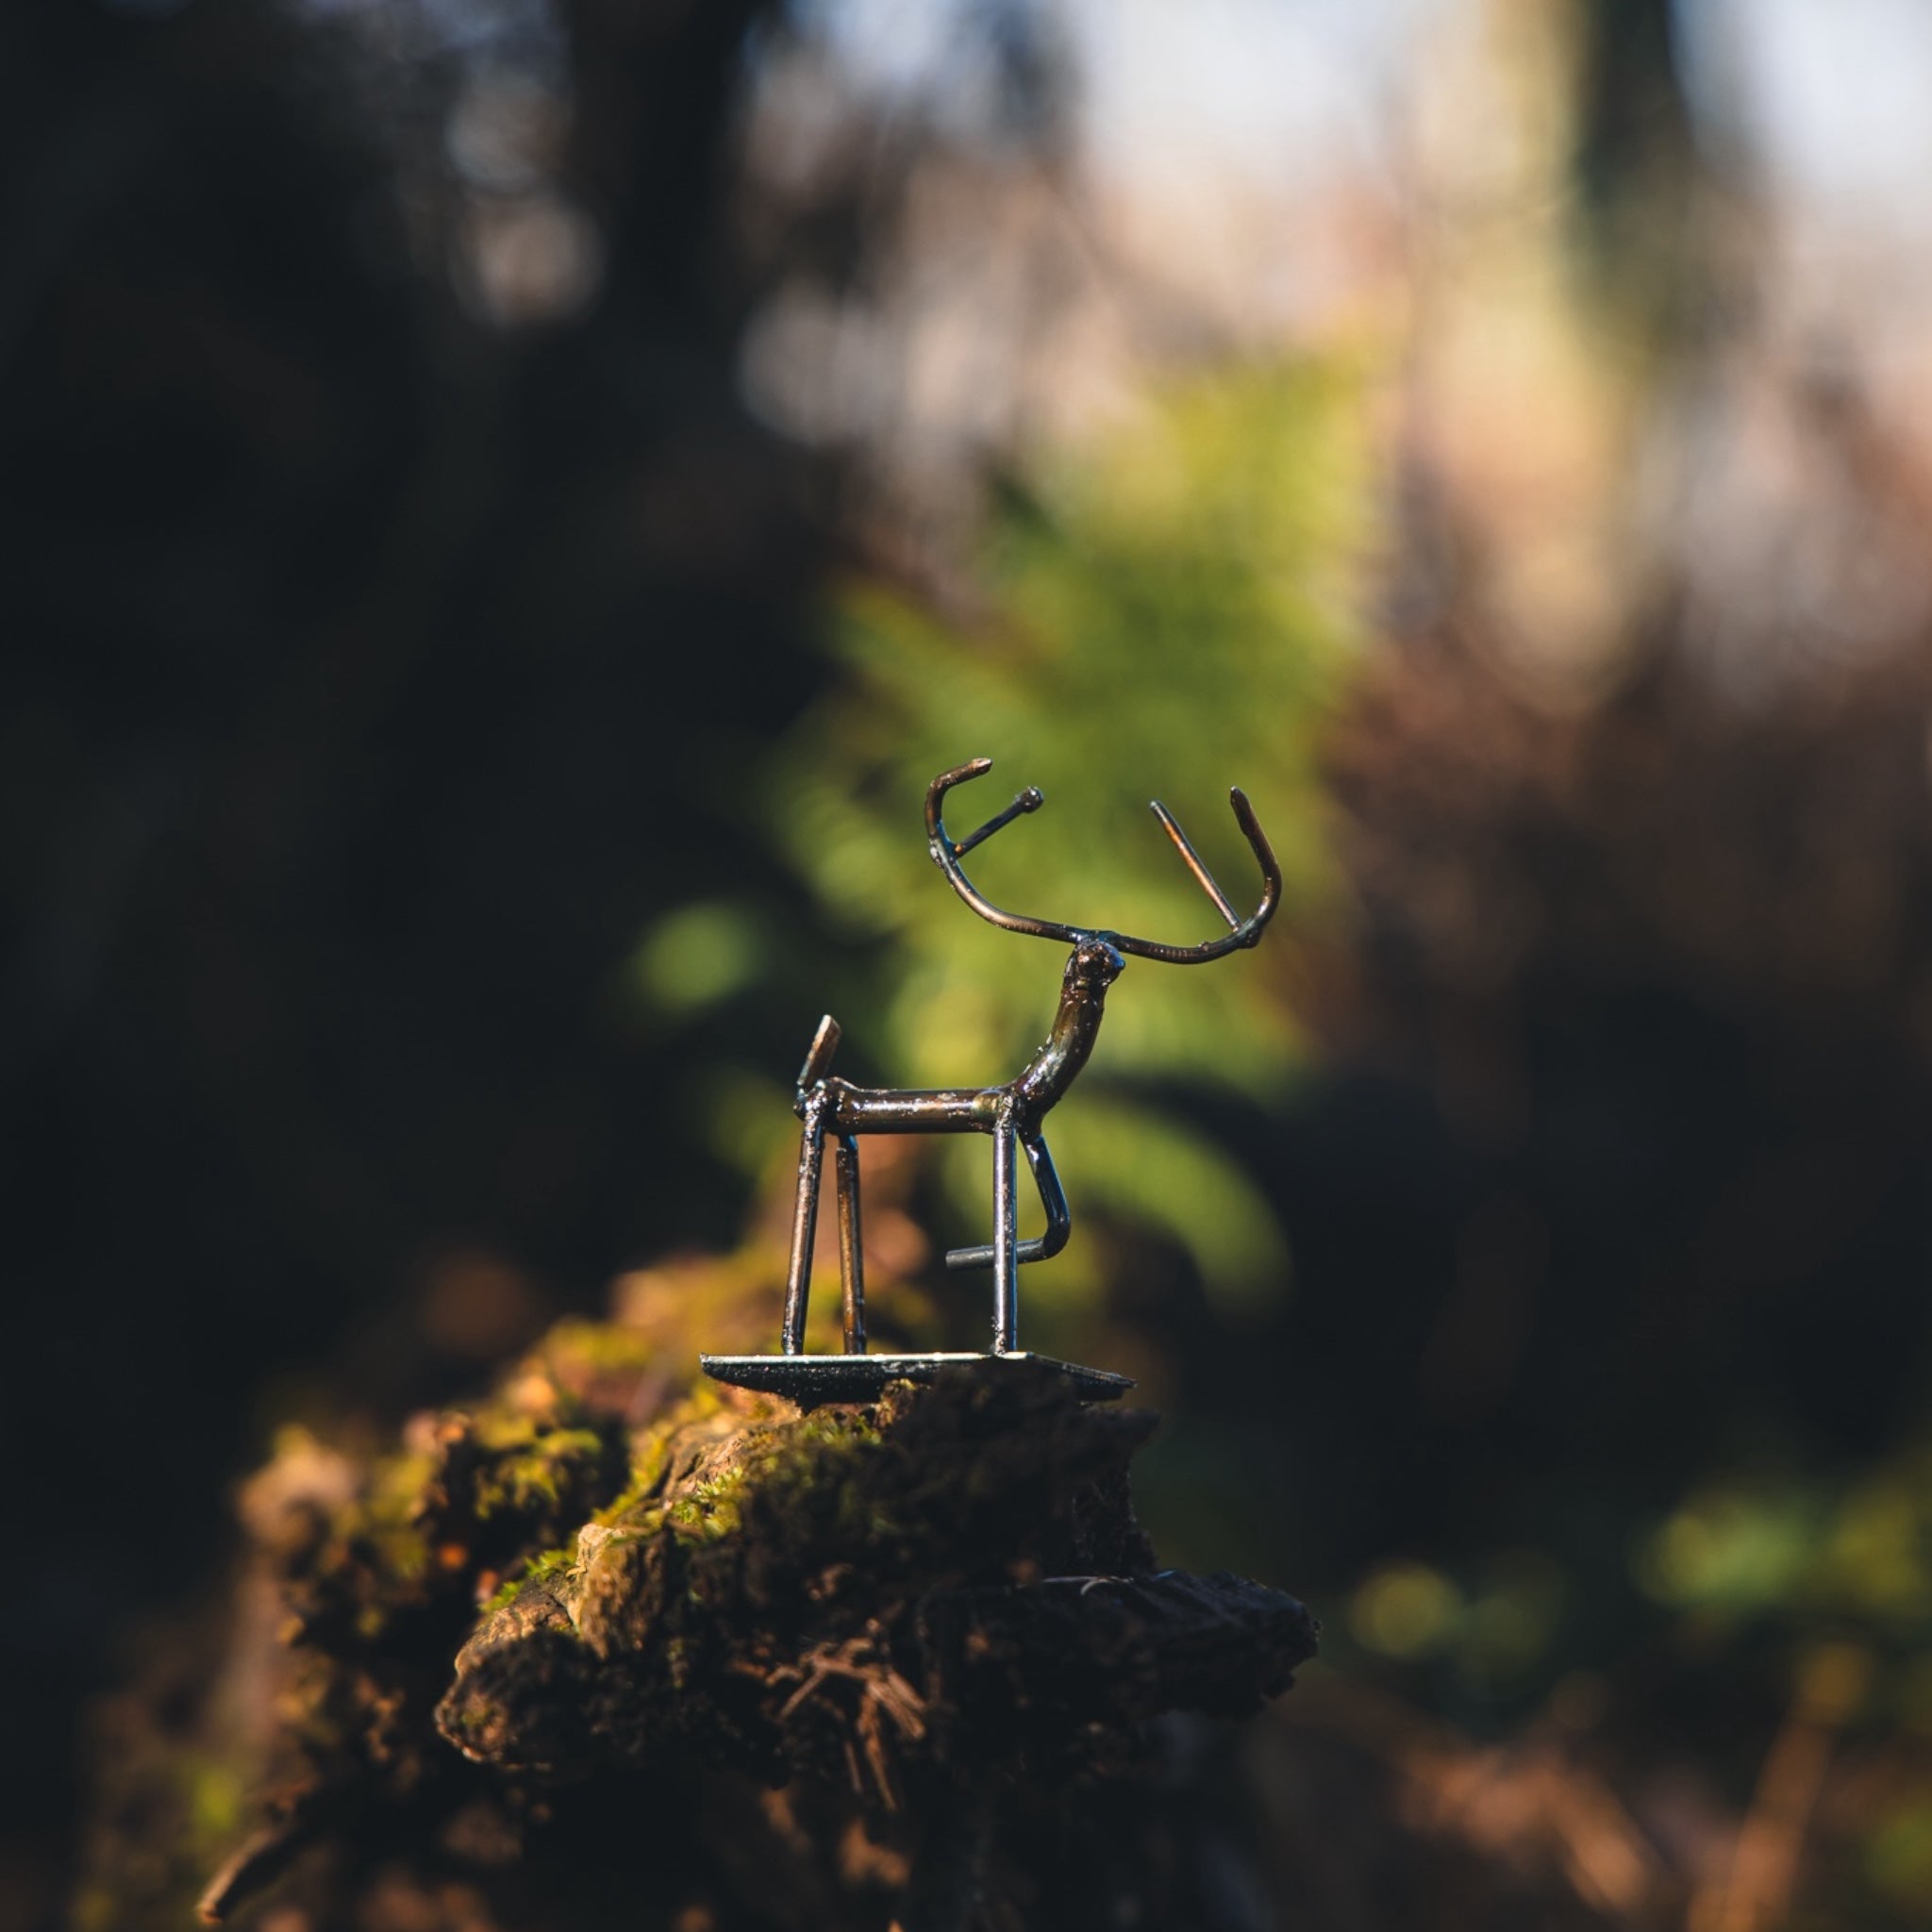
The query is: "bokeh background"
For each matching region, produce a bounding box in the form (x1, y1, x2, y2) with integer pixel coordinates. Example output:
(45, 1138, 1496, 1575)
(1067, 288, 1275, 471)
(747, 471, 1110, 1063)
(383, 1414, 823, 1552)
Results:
(12, 0, 1932, 1924)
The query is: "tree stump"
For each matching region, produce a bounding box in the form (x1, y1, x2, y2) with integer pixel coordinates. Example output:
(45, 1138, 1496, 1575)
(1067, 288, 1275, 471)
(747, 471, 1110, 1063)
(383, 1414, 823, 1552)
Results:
(80, 1308, 1316, 1932)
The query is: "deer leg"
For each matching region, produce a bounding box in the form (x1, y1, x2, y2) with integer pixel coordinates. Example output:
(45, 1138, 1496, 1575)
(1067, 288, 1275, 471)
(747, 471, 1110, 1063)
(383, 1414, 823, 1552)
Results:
(834, 1134, 866, 1355)
(943, 1132, 1069, 1272)
(1023, 1133, 1070, 1259)
(991, 1114, 1019, 1354)
(782, 1096, 828, 1355)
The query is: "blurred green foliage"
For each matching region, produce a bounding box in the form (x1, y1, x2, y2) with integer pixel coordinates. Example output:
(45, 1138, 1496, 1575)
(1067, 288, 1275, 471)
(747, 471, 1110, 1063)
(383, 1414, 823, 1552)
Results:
(1637, 1445, 1932, 1654)
(1346, 1550, 1571, 1690)
(756, 361, 1368, 1303)
(1624, 1450, 1932, 1919)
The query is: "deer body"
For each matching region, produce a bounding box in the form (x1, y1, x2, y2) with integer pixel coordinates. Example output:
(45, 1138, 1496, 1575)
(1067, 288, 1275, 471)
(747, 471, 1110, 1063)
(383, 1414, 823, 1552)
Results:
(808, 938, 1124, 1138)
(776, 760, 1277, 1361)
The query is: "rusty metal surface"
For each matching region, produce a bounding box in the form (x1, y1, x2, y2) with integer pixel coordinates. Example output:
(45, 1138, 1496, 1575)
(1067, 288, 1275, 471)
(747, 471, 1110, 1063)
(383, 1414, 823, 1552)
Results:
(708, 758, 1281, 1390)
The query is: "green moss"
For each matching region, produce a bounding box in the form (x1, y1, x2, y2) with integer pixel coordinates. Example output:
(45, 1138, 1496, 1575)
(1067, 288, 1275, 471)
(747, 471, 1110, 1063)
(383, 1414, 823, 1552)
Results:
(662, 1405, 886, 1554)
(481, 1541, 580, 1615)
(594, 1421, 682, 1527)
(367, 1447, 439, 1516)
(590, 1384, 740, 1533)
(666, 1470, 746, 1542)
(328, 1443, 441, 1590)
(465, 1419, 611, 1523)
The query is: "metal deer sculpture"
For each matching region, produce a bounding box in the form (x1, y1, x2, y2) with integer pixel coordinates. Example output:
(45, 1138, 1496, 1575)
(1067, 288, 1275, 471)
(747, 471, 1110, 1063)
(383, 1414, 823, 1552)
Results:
(702, 758, 1281, 1403)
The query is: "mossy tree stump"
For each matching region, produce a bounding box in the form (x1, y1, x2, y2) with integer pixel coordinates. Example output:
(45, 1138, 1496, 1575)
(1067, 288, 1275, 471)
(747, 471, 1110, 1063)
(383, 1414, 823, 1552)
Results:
(83, 1315, 1315, 1932)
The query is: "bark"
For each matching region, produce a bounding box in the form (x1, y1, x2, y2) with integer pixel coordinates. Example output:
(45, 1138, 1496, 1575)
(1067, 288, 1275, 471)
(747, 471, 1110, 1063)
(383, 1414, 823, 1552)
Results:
(79, 1301, 1316, 1932)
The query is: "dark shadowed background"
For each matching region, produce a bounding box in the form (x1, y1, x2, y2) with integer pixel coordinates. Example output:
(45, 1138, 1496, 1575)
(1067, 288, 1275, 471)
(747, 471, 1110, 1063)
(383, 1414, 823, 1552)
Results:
(11, 1, 1932, 1926)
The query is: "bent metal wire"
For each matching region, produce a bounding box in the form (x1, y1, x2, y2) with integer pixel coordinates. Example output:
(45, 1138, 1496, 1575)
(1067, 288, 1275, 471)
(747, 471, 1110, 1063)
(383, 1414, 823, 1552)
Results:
(701, 758, 1281, 1404)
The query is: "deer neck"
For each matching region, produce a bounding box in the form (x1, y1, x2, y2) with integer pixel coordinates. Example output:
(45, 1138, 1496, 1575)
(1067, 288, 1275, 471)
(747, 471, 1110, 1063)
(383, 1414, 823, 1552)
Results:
(1010, 947, 1122, 1126)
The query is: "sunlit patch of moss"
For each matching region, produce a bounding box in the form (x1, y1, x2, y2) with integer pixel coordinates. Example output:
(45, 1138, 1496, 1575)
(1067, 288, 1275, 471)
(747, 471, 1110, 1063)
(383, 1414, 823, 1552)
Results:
(663, 1406, 886, 1556)
(596, 1385, 734, 1529)
(352, 1444, 440, 1584)
(661, 1457, 755, 1546)
(463, 1410, 611, 1523)
(596, 1438, 675, 1528)
(98, 1311, 737, 1932)
(482, 1542, 579, 1615)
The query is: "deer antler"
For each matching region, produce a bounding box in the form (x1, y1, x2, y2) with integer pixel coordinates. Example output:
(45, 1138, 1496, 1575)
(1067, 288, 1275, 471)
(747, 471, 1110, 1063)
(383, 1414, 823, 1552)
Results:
(1114, 786, 1280, 962)
(924, 758, 1281, 962)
